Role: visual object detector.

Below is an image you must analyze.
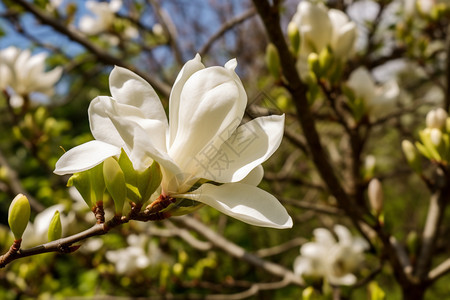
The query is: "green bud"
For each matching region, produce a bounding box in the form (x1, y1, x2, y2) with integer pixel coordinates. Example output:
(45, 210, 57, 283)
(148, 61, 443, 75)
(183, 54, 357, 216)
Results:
(302, 286, 321, 300)
(307, 53, 321, 77)
(8, 194, 30, 240)
(265, 43, 281, 79)
(319, 46, 333, 74)
(287, 22, 300, 55)
(48, 210, 62, 242)
(67, 163, 105, 209)
(103, 157, 127, 215)
(406, 231, 419, 256)
(401, 140, 422, 173)
(118, 149, 162, 204)
(368, 281, 386, 300)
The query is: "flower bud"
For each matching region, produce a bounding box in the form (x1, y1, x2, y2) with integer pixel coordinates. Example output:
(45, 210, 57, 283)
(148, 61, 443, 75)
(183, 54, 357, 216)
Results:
(307, 53, 321, 77)
(118, 150, 162, 204)
(368, 179, 383, 215)
(103, 157, 127, 215)
(402, 140, 422, 173)
(319, 46, 333, 73)
(67, 163, 105, 209)
(48, 210, 62, 242)
(426, 108, 447, 130)
(265, 43, 281, 79)
(287, 22, 300, 55)
(8, 194, 30, 240)
(302, 286, 321, 300)
(430, 128, 442, 146)
(364, 155, 376, 179)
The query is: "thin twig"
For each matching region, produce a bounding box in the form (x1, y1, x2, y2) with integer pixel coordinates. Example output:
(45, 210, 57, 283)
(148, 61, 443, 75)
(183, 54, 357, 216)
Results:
(199, 8, 256, 56)
(173, 215, 303, 286)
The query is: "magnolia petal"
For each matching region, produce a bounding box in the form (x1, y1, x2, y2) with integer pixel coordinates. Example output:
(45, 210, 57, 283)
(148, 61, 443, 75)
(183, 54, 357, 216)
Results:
(109, 66, 168, 126)
(190, 115, 284, 183)
(328, 273, 357, 286)
(347, 67, 376, 101)
(169, 65, 247, 169)
(179, 183, 292, 229)
(313, 228, 336, 247)
(35, 66, 63, 94)
(239, 165, 264, 186)
(168, 54, 205, 147)
(54, 140, 120, 175)
(334, 225, 353, 245)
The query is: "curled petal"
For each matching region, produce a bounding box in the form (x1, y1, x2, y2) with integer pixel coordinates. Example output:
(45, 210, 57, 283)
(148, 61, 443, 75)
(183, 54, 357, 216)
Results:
(190, 114, 284, 182)
(239, 165, 264, 186)
(54, 140, 120, 175)
(109, 66, 168, 126)
(178, 183, 293, 229)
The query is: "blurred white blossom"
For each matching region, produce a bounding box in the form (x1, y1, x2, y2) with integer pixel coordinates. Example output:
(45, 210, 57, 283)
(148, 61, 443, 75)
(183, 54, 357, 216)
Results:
(105, 234, 166, 275)
(0, 46, 62, 107)
(289, 1, 356, 77)
(293, 225, 368, 286)
(347, 67, 400, 118)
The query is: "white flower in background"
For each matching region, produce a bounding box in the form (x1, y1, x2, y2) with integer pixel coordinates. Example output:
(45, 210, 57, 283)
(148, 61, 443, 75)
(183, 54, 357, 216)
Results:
(105, 234, 165, 275)
(79, 0, 122, 35)
(293, 225, 368, 286)
(347, 67, 400, 118)
(425, 108, 447, 130)
(21, 205, 75, 248)
(0, 46, 62, 107)
(54, 54, 292, 229)
(289, 1, 357, 76)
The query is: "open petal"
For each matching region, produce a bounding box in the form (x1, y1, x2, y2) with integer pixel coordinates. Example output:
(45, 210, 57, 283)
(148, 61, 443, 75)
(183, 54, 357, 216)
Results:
(347, 67, 376, 100)
(54, 140, 120, 175)
(178, 183, 292, 229)
(239, 165, 264, 186)
(109, 66, 168, 126)
(189, 115, 284, 183)
(168, 54, 205, 147)
(169, 65, 247, 170)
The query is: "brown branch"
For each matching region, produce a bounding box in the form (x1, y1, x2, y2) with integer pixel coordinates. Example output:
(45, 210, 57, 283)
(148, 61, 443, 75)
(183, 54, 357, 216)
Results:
(11, 0, 171, 98)
(173, 215, 303, 286)
(254, 237, 306, 258)
(199, 8, 256, 56)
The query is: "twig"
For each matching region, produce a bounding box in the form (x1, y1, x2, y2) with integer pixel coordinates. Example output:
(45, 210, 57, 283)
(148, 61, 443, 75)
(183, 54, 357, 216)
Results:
(173, 215, 303, 286)
(415, 188, 449, 279)
(428, 257, 450, 281)
(11, 0, 171, 98)
(254, 237, 306, 258)
(199, 8, 256, 56)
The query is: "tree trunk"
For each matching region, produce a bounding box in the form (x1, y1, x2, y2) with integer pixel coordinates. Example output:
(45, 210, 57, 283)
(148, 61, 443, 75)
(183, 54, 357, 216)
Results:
(401, 284, 427, 300)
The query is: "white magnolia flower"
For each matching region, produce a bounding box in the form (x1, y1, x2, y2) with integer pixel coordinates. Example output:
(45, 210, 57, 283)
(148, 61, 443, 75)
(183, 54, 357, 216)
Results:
(105, 234, 166, 275)
(54, 54, 292, 229)
(293, 225, 368, 286)
(425, 108, 448, 130)
(79, 0, 122, 35)
(347, 67, 400, 118)
(0, 46, 62, 107)
(290, 1, 357, 76)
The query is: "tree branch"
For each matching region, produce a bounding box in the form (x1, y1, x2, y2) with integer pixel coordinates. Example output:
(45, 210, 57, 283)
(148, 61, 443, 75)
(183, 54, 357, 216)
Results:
(173, 215, 303, 286)
(11, 0, 171, 98)
(199, 8, 256, 56)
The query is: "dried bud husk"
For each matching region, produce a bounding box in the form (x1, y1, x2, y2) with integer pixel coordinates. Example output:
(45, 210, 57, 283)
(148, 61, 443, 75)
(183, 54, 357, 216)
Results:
(8, 194, 30, 240)
(48, 210, 62, 242)
(368, 179, 383, 215)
